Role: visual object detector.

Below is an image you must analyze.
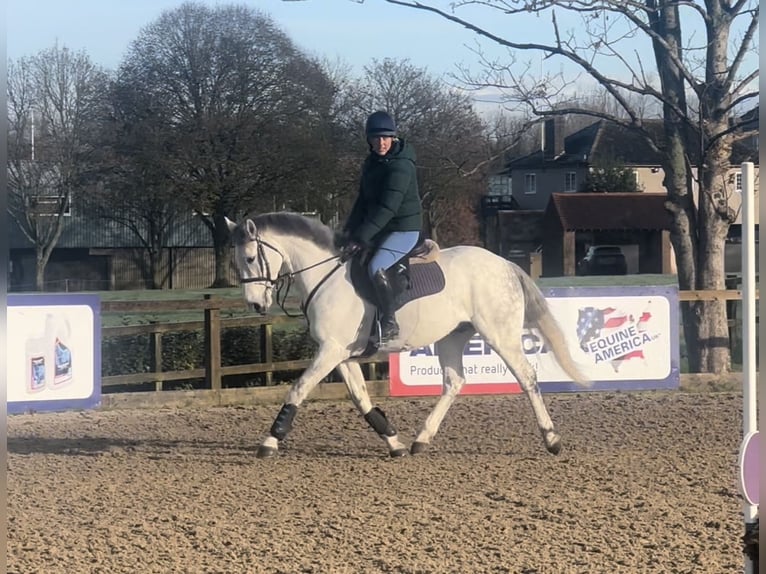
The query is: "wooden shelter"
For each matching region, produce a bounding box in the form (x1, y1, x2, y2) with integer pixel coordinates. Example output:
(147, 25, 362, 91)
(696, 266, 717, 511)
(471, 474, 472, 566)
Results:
(540, 193, 674, 276)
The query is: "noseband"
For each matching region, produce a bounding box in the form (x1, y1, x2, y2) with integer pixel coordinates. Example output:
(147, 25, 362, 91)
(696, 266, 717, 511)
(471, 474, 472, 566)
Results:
(239, 237, 282, 286)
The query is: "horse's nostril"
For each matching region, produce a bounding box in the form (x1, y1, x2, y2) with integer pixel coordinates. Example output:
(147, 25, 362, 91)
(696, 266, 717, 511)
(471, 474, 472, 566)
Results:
(248, 303, 262, 313)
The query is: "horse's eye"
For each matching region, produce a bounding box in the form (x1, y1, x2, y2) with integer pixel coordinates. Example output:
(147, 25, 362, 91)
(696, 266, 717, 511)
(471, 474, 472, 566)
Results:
(246, 256, 255, 264)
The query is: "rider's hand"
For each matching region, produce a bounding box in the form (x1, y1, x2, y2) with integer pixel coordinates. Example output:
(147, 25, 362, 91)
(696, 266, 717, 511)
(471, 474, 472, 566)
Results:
(339, 241, 364, 263)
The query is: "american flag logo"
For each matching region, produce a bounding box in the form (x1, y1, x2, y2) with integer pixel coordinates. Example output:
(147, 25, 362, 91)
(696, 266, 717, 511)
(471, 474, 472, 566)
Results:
(577, 305, 653, 371)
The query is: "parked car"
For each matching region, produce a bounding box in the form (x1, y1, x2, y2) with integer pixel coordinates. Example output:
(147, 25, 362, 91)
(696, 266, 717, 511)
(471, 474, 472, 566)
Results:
(577, 245, 628, 275)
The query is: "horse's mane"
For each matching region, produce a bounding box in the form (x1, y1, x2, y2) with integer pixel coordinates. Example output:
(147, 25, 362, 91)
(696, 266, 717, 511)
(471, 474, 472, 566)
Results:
(247, 212, 337, 252)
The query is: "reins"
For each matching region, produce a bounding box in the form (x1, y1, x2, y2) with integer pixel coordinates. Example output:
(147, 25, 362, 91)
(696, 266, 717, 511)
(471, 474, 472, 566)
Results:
(238, 236, 342, 318)
(298, 262, 343, 317)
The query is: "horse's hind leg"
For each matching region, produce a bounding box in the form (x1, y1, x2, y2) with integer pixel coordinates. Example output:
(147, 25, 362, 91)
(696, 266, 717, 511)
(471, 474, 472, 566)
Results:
(484, 336, 561, 455)
(257, 343, 346, 459)
(336, 361, 408, 457)
(411, 328, 474, 455)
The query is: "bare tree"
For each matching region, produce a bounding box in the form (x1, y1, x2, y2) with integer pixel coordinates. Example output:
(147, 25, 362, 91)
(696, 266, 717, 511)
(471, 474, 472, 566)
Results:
(84, 80, 191, 289)
(340, 58, 491, 245)
(117, 2, 339, 287)
(373, 0, 758, 373)
(483, 110, 537, 156)
(7, 46, 110, 291)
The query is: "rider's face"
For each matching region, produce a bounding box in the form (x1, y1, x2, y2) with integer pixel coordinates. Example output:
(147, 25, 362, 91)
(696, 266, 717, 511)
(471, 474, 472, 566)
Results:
(369, 136, 393, 156)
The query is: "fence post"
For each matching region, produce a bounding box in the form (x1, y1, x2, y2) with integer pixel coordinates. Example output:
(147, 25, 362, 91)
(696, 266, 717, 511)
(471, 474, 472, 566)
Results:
(725, 275, 738, 360)
(150, 321, 163, 392)
(260, 323, 273, 385)
(204, 295, 222, 390)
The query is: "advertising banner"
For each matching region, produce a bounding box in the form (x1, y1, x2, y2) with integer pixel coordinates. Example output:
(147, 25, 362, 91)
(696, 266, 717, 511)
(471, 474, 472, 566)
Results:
(7, 294, 101, 414)
(390, 286, 679, 396)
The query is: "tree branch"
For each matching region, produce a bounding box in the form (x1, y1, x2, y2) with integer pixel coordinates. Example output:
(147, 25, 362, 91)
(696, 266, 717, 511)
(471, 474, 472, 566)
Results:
(384, 0, 703, 118)
(724, 8, 759, 89)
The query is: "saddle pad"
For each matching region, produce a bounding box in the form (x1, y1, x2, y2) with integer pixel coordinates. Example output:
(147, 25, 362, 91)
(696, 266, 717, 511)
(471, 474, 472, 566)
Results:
(394, 261, 445, 310)
(350, 259, 446, 359)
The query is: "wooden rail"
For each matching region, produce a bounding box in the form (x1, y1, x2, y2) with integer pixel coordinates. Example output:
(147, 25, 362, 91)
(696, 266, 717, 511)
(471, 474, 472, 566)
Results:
(100, 289, 757, 392)
(101, 297, 387, 391)
(678, 289, 759, 302)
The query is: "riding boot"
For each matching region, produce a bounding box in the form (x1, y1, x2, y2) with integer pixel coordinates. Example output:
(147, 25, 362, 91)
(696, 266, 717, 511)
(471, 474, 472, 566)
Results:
(372, 269, 399, 343)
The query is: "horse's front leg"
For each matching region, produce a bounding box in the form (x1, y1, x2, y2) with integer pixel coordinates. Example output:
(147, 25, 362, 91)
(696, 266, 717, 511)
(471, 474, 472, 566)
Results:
(336, 361, 408, 458)
(256, 344, 345, 458)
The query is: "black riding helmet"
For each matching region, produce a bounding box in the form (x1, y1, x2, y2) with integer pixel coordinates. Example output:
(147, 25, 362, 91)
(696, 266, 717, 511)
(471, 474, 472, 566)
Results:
(365, 111, 397, 138)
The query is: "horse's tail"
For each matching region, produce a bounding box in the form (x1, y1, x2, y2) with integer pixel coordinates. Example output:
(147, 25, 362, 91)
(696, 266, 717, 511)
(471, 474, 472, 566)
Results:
(515, 267, 592, 387)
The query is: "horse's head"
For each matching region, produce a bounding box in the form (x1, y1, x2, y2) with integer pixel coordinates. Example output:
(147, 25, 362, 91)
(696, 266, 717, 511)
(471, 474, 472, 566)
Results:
(226, 216, 283, 314)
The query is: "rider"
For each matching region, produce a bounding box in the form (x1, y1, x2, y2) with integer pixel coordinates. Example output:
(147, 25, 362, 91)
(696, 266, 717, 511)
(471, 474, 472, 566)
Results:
(340, 110, 423, 343)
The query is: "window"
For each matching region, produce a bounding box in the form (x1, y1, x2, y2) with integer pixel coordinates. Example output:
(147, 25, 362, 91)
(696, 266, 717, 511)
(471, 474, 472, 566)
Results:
(32, 195, 72, 216)
(524, 173, 536, 194)
(487, 175, 511, 197)
(736, 172, 742, 192)
(565, 172, 577, 192)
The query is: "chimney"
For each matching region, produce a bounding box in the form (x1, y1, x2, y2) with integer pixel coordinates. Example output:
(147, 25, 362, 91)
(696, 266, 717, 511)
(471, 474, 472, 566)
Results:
(543, 117, 565, 159)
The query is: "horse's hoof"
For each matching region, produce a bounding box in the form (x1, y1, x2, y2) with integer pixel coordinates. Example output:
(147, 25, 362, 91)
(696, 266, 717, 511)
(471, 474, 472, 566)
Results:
(255, 445, 278, 459)
(545, 435, 562, 455)
(410, 441, 429, 455)
(389, 448, 408, 458)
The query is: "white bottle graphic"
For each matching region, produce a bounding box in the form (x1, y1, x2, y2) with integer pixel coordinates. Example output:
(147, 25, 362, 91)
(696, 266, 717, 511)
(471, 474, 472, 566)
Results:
(49, 314, 73, 387)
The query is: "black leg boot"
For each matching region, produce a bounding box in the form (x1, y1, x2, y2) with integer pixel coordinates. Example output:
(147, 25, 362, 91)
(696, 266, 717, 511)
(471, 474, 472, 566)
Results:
(372, 269, 399, 343)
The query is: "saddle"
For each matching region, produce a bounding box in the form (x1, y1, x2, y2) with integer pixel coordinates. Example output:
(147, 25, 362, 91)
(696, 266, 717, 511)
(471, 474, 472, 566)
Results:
(348, 238, 446, 357)
(407, 239, 440, 265)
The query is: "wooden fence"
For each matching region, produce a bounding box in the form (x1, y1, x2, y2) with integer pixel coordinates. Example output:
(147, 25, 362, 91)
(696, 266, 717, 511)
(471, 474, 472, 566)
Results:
(101, 290, 757, 393)
(101, 295, 388, 392)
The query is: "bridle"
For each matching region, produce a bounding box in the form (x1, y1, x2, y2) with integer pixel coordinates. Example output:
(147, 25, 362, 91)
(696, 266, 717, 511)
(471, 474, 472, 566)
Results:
(238, 237, 284, 286)
(238, 234, 342, 317)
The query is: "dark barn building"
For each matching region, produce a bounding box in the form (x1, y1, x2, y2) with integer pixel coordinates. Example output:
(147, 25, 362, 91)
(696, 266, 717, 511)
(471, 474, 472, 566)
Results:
(540, 193, 674, 277)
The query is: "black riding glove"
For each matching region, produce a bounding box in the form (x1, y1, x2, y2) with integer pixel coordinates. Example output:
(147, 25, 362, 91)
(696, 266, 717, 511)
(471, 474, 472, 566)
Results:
(339, 241, 364, 263)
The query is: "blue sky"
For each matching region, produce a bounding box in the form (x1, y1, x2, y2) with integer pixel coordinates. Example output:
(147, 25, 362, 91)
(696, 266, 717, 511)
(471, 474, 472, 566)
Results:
(3, 0, 628, 113)
(6, 0, 538, 112)
(7, 1, 757, 114)
(7, 1, 505, 77)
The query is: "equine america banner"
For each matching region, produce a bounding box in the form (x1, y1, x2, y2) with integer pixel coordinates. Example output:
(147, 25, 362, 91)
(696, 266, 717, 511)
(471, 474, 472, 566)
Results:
(390, 285, 680, 396)
(7, 294, 101, 414)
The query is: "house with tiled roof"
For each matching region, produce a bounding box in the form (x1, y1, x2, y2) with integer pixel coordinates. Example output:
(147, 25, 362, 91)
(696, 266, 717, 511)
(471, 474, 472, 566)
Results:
(504, 116, 757, 224)
(483, 112, 758, 276)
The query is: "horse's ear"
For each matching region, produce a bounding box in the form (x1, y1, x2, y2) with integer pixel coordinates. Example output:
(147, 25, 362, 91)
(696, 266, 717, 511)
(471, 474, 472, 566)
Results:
(225, 217, 238, 233)
(245, 219, 257, 239)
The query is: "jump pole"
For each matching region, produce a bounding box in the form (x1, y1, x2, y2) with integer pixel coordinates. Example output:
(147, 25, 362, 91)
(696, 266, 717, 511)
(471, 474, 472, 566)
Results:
(739, 162, 758, 574)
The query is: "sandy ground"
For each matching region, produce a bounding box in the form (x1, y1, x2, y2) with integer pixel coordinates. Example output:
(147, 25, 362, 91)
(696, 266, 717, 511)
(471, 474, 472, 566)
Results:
(8, 390, 748, 574)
